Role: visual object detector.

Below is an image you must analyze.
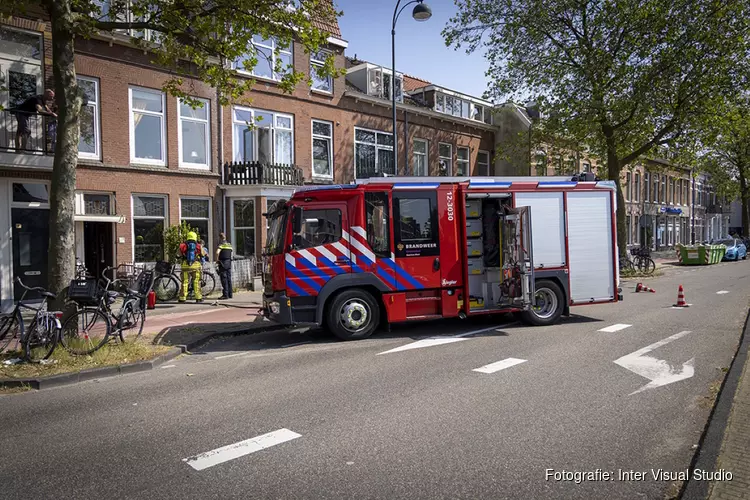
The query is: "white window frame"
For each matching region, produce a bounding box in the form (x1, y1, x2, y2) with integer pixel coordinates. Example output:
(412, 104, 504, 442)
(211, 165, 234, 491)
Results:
(457, 146, 470, 176)
(311, 119, 333, 180)
(77, 76, 101, 160)
(230, 198, 256, 257)
(310, 50, 333, 94)
(128, 86, 166, 166)
(438, 142, 453, 176)
(477, 150, 490, 176)
(353, 126, 394, 179)
(131, 194, 167, 263)
(179, 196, 212, 251)
(233, 36, 293, 82)
(231, 106, 295, 165)
(177, 97, 211, 170)
(413, 138, 428, 176)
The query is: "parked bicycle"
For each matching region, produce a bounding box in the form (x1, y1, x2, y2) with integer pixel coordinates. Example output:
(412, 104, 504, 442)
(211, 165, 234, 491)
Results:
(152, 261, 216, 302)
(623, 247, 656, 274)
(62, 265, 153, 355)
(0, 278, 62, 362)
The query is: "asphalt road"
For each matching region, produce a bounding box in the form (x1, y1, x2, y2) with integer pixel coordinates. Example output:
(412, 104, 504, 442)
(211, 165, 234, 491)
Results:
(1, 260, 748, 500)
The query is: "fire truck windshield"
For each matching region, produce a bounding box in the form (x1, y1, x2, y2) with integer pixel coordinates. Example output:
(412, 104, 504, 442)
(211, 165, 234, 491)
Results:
(265, 209, 288, 256)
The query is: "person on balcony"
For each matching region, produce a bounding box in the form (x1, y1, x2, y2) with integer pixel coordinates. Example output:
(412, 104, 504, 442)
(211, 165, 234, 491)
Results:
(14, 89, 56, 152)
(178, 231, 203, 303)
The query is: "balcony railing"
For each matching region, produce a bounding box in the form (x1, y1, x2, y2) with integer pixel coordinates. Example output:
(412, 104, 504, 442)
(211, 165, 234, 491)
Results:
(1, 109, 55, 155)
(223, 161, 304, 186)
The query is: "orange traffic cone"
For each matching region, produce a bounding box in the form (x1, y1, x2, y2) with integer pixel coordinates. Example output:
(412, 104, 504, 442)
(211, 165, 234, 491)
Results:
(674, 285, 689, 307)
(635, 282, 643, 292)
(642, 284, 656, 293)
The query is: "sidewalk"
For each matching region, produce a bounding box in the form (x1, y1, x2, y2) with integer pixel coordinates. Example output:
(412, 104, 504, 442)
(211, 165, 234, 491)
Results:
(708, 343, 750, 500)
(141, 290, 279, 349)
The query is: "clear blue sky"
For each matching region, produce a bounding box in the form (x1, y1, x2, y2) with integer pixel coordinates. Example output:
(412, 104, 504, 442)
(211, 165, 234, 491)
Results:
(335, 0, 491, 99)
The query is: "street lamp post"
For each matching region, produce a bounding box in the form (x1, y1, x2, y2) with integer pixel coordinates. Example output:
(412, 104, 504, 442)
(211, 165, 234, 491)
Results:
(391, 0, 431, 176)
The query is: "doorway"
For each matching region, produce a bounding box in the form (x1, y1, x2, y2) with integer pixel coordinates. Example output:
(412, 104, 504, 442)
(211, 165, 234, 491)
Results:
(12, 208, 49, 300)
(83, 222, 113, 280)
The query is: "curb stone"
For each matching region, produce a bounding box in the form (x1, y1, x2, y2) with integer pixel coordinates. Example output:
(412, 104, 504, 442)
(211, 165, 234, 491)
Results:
(0, 322, 284, 391)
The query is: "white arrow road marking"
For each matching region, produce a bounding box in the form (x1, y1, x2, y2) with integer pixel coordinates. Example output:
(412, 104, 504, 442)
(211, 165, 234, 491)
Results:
(614, 331, 694, 395)
(473, 358, 527, 374)
(717, 290, 729, 294)
(377, 324, 511, 355)
(598, 323, 632, 333)
(183, 429, 301, 471)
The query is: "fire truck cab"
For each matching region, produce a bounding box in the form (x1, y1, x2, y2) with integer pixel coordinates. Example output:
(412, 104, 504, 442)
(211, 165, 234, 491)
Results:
(262, 175, 621, 340)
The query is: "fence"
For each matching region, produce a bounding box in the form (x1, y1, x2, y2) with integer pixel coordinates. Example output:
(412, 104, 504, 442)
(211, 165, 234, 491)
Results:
(223, 161, 304, 186)
(130, 256, 261, 291)
(0, 109, 55, 154)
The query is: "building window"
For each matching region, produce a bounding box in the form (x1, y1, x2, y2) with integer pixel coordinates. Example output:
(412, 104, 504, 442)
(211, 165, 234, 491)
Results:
(413, 139, 428, 176)
(435, 93, 444, 113)
(367, 66, 402, 102)
(653, 174, 659, 203)
(354, 127, 394, 178)
(626, 215, 632, 244)
(232, 199, 255, 257)
(684, 179, 690, 205)
(582, 162, 591, 173)
(457, 147, 470, 176)
(477, 150, 490, 176)
(178, 97, 210, 169)
(625, 172, 632, 201)
(77, 76, 100, 159)
(644, 173, 650, 202)
(180, 198, 211, 248)
(535, 152, 547, 176)
(438, 143, 452, 176)
(661, 176, 666, 203)
(472, 104, 483, 122)
(312, 119, 333, 179)
(634, 215, 640, 244)
(233, 35, 292, 81)
(132, 195, 166, 262)
(310, 50, 332, 93)
(83, 193, 110, 215)
(676, 179, 681, 206)
(670, 178, 675, 204)
(13, 183, 49, 203)
(129, 87, 165, 165)
(232, 107, 294, 165)
(634, 173, 640, 202)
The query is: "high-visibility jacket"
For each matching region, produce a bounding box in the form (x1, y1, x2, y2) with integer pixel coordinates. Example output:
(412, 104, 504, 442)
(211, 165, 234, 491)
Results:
(216, 242, 233, 271)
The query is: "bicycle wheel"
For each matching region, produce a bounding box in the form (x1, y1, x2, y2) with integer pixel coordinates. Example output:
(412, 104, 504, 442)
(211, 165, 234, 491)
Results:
(118, 300, 145, 342)
(23, 318, 58, 362)
(201, 271, 216, 297)
(639, 257, 656, 274)
(619, 256, 633, 272)
(61, 307, 112, 355)
(154, 275, 179, 302)
(0, 312, 22, 354)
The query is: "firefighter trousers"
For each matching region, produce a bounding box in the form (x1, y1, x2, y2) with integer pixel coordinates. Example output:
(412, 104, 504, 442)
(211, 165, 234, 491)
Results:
(179, 261, 203, 301)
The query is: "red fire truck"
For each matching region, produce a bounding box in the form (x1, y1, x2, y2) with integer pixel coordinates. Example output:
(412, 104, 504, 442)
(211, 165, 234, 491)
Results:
(262, 175, 622, 340)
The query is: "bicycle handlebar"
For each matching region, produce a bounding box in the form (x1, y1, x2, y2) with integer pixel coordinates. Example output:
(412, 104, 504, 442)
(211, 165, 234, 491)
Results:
(14, 276, 53, 295)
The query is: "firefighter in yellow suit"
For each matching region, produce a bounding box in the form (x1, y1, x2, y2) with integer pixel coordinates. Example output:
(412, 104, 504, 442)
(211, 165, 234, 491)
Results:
(178, 231, 203, 303)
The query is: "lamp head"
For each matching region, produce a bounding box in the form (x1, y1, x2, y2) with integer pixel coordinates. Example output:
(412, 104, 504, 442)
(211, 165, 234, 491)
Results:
(412, 1, 432, 21)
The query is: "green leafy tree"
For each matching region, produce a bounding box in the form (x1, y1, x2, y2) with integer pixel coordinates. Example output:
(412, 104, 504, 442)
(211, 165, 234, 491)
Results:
(0, 0, 341, 296)
(443, 0, 749, 256)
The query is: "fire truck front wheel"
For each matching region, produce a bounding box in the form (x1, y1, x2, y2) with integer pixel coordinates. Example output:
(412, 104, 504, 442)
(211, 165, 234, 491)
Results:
(327, 289, 380, 341)
(520, 280, 564, 326)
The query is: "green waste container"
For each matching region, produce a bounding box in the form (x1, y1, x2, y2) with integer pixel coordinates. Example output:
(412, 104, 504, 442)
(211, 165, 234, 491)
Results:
(678, 245, 726, 265)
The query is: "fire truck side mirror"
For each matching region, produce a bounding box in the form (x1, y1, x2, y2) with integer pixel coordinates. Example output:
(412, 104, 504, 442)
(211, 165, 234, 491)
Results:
(292, 206, 303, 234)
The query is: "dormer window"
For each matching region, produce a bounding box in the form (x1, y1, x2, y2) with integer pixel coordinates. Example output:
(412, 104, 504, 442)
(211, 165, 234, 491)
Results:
(367, 66, 403, 102)
(432, 90, 493, 125)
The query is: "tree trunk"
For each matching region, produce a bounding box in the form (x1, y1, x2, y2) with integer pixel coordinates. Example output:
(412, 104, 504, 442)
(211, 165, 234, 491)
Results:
(605, 136, 626, 258)
(46, 0, 81, 297)
(738, 164, 749, 237)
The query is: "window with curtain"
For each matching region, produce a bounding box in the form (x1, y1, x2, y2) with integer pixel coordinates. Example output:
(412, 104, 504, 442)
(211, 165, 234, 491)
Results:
(413, 139, 428, 176)
(178, 98, 210, 168)
(312, 120, 333, 178)
(232, 107, 294, 165)
(129, 87, 165, 165)
(438, 143, 452, 176)
(457, 147, 470, 176)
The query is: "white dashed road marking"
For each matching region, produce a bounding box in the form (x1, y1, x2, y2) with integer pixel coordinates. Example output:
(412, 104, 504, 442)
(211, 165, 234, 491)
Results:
(473, 358, 527, 374)
(377, 324, 511, 355)
(598, 323, 632, 333)
(183, 429, 301, 471)
(717, 290, 729, 295)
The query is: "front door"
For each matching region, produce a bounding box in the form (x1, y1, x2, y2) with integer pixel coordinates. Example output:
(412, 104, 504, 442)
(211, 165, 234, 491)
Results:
(287, 203, 351, 297)
(12, 208, 49, 300)
(84, 222, 113, 281)
(392, 190, 441, 290)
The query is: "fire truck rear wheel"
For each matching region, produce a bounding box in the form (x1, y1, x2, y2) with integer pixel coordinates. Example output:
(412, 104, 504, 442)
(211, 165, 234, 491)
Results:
(520, 280, 564, 326)
(327, 289, 380, 341)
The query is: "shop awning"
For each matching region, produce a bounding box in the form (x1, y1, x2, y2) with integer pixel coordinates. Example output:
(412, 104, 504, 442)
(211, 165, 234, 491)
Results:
(74, 214, 125, 223)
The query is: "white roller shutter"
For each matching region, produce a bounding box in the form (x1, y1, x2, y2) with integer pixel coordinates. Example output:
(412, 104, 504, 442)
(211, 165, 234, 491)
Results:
(566, 191, 615, 302)
(515, 192, 565, 268)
